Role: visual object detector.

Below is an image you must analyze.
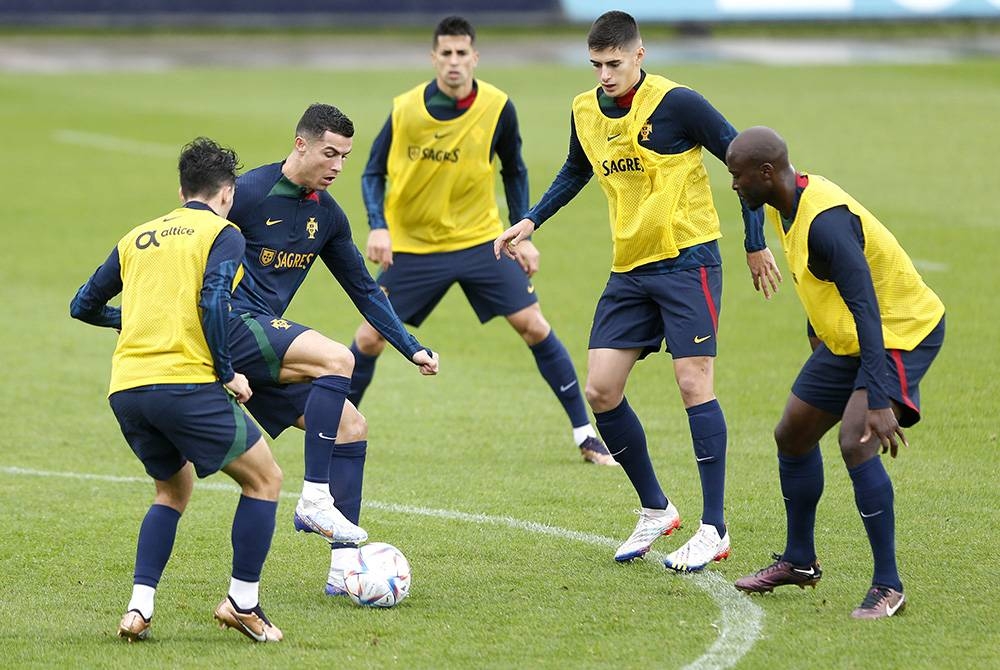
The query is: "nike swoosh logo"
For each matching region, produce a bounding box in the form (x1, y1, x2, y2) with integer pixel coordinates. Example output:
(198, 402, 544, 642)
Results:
(860, 509, 884, 518)
(434, 131, 451, 139)
(694, 335, 712, 343)
(527, 285, 535, 294)
(162, 215, 180, 222)
(238, 619, 266, 642)
(559, 381, 578, 393)
(792, 567, 816, 577)
(886, 595, 905, 616)
(695, 456, 714, 462)
(318, 432, 337, 441)
(265, 218, 282, 226)
(607, 133, 622, 141)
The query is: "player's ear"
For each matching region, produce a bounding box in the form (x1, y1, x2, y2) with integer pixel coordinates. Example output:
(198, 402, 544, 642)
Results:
(178, 186, 185, 204)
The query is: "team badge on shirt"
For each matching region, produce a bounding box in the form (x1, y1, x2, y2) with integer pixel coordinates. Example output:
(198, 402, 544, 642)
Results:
(270, 319, 292, 330)
(306, 217, 319, 240)
(640, 121, 653, 142)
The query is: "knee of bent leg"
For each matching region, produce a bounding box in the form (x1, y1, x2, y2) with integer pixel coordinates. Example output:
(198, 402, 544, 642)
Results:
(773, 420, 795, 453)
(354, 322, 387, 356)
(317, 340, 355, 378)
(338, 406, 369, 443)
(584, 380, 619, 413)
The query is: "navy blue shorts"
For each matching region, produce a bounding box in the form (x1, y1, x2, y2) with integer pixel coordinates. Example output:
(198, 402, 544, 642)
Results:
(228, 312, 312, 438)
(589, 265, 722, 360)
(792, 315, 945, 427)
(109, 383, 262, 480)
(377, 241, 538, 326)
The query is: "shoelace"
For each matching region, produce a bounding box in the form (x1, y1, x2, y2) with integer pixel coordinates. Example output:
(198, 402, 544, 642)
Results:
(755, 553, 789, 576)
(859, 587, 890, 610)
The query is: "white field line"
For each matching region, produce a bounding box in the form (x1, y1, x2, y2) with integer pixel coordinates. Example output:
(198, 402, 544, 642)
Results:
(2, 465, 763, 669)
(53, 129, 177, 157)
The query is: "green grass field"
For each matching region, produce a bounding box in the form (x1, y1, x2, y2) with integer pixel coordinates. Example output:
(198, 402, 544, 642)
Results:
(1, 46, 998, 669)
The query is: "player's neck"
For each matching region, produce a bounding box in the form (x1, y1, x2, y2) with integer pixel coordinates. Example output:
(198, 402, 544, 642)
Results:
(774, 167, 799, 220)
(437, 78, 474, 102)
(280, 158, 311, 194)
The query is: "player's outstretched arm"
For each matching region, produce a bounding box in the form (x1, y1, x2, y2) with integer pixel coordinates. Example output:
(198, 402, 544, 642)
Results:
(494, 219, 536, 261)
(411, 349, 439, 376)
(746, 248, 782, 299)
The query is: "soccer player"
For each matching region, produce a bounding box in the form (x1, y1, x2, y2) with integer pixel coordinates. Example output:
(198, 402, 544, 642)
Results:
(726, 126, 944, 619)
(347, 16, 615, 466)
(225, 104, 438, 597)
(495, 11, 782, 571)
(71, 138, 285, 642)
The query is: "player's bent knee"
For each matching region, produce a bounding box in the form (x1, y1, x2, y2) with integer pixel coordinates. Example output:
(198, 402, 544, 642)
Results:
(354, 322, 387, 356)
(584, 383, 619, 413)
(338, 404, 368, 443)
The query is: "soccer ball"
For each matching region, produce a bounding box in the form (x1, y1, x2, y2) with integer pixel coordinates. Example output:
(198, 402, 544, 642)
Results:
(343, 542, 411, 608)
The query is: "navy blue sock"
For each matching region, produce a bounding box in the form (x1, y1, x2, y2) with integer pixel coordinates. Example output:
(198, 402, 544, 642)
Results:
(529, 331, 589, 428)
(848, 456, 901, 591)
(231, 495, 278, 582)
(303, 375, 351, 484)
(779, 447, 824, 565)
(133, 504, 182, 588)
(329, 440, 368, 551)
(347, 342, 378, 408)
(594, 397, 667, 509)
(687, 399, 727, 536)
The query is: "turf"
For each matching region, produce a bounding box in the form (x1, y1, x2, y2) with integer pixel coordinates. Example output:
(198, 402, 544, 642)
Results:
(1, 53, 998, 669)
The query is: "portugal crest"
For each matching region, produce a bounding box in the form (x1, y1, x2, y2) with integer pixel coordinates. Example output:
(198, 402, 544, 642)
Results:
(259, 248, 277, 265)
(270, 319, 292, 330)
(639, 121, 653, 142)
(305, 217, 318, 240)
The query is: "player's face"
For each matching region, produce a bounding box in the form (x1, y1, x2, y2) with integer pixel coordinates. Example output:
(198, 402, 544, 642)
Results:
(295, 130, 352, 192)
(432, 34, 478, 95)
(589, 43, 644, 98)
(727, 154, 770, 210)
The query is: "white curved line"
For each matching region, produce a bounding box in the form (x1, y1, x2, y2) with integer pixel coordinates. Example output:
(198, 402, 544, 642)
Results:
(1, 466, 763, 668)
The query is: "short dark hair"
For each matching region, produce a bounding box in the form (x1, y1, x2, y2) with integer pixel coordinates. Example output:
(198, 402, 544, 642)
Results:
(587, 11, 640, 52)
(434, 15, 475, 47)
(295, 103, 355, 141)
(177, 137, 240, 200)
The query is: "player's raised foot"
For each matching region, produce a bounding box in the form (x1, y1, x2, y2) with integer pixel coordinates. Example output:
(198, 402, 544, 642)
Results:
(664, 522, 731, 572)
(325, 547, 361, 597)
(116, 609, 151, 642)
(734, 553, 822, 594)
(579, 436, 619, 466)
(614, 504, 681, 562)
(293, 496, 368, 544)
(851, 586, 905, 620)
(213, 596, 283, 642)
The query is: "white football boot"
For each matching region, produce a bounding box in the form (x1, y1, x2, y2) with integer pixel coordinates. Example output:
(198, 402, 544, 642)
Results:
(663, 522, 731, 572)
(293, 493, 368, 545)
(614, 504, 681, 562)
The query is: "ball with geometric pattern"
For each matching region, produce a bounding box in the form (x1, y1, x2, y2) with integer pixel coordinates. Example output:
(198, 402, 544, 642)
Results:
(343, 542, 411, 608)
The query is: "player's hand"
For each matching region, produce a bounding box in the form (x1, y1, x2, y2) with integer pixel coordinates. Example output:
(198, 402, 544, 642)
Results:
(512, 239, 541, 277)
(747, 248, 782, 300)
(412, 349, 439, 376)
(861, 407, 907, 458)
(225, 373, 253, 403)
(494, 219, 536, 261)
(366, 229, 393, 270)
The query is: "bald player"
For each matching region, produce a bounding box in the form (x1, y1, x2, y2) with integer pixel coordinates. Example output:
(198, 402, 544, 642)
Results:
(726, 126, 945, 620)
